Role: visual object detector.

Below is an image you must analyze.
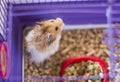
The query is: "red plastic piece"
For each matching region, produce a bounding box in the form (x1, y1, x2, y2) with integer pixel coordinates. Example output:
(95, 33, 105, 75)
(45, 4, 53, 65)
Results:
(0, 41, 10, 79)
(60, 56, 108, 82)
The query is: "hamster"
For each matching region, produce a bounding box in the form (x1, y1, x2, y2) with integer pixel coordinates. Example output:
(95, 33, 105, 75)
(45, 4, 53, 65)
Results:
(25, 18, 64, 63)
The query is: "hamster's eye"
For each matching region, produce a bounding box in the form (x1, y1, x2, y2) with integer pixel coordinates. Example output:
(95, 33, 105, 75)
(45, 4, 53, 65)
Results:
(51, 20, 54, 22)
(55, 26, 59, 31)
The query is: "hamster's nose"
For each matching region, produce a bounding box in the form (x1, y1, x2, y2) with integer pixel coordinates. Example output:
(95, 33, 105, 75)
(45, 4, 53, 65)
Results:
(56, 18, 64, 27)
(56, 18, 63, 23)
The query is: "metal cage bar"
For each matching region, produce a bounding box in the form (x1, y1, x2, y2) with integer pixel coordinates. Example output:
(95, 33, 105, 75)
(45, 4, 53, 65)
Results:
(106, 0, 120, 82)
(0, 0, 8, 40)
(106, 1, 115, 81)
(9, 0, 108, 4)
(6, 0, 120, 5)
(0, 0, 120, 81)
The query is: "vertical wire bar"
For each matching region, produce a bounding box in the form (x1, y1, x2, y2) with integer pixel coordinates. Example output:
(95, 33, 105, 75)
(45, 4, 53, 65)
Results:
(1, 5, 7, 23)
(25, 0, 27, 4)
(19, 0, 22, 4)
(7, 3, 13, 58)
(32, 0, 34, 3)
(2, 0, 7, 10)
(0, 21, 6, 37)
(0, 0, 6, 40)
(4, 4, 13, 82)
(4, 0, 8, 40)
(26, 0, 29, 4)
(13, 0, 16, 4)
(2, 0, 8, 21)
(106, 0, 115, 81)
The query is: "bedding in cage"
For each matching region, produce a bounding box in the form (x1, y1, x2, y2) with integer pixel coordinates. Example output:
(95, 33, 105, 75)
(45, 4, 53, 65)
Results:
(0, 0, 120, 82)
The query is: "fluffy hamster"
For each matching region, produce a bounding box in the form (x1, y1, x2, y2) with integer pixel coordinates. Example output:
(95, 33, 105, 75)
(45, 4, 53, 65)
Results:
(25, 18, 64, 63)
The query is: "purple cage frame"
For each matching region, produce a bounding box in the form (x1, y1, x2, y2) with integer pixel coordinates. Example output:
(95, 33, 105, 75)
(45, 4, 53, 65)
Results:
(0, 0, 120, 82)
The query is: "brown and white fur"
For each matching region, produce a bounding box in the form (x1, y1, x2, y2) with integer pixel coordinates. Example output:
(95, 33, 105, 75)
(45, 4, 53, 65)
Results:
(25, 18, 64, 63)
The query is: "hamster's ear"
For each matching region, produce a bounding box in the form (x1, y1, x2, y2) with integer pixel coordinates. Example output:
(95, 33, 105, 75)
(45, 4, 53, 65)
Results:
(36, 21, 44, 26)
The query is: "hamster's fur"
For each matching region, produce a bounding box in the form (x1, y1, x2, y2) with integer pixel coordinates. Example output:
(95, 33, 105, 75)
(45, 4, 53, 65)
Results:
(25, 18, 64, 63)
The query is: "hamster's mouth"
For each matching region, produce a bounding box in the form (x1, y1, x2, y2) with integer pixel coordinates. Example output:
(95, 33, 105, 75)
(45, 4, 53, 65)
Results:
(45, 33, 51, 42)
(35, 33, 55, 49)
(44, 35, 54, 46)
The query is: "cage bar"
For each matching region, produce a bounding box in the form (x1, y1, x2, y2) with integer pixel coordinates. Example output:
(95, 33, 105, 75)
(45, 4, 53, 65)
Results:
(0, 0, 120, 82)
(0, 0, 8, 40)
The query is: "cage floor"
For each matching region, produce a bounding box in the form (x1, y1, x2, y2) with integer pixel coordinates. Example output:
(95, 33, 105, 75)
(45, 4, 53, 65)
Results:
(23, 27, 110, 82)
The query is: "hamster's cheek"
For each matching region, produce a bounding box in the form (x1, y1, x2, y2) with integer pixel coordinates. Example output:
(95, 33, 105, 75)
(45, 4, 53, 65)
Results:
(58, 29, 62, 34)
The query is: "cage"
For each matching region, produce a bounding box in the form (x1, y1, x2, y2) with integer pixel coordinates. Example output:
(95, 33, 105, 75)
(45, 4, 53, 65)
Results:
(0, 0, 120, 82)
